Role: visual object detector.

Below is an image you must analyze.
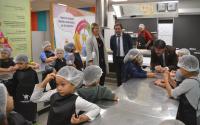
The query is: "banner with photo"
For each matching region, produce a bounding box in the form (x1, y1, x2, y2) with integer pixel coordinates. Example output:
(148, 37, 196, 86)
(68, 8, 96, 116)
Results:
(0, 0, 31, 57)
(53, 4, 95, 56)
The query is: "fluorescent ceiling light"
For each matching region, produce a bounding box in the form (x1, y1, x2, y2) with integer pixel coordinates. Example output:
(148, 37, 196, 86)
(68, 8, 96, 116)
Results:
(57, 3, 67, 6)
(112, 0, 128, 2)
(112, 5, 122, 17)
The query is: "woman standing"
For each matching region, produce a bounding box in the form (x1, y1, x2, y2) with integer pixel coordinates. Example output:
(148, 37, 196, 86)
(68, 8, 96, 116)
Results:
(86, 23, 109, 86)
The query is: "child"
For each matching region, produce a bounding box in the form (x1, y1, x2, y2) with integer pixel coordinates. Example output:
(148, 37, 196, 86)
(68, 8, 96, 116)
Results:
(122, 49, 155, 82)
(52, 48, 66, 72)
(12, 54, 39, 123)
(40, 41, 57, 65)
(64, 43, 83, 71)
(77, 65, 118, 102)
(0, 48, 16, 77)
(0, 48, 16, 74)
(30, 66, 100, 125)
(0, 48, 17, 95)
(0, 84, 32, 125)
(163, 55, 200, 125)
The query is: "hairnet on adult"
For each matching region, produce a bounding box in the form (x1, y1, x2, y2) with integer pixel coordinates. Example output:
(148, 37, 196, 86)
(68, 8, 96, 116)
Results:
(139, 24, 145, 29)
(124, 49, 142, 63)
(83, 65, 103, 85)
(178, 55, 199, 72)
(159, 119, 185, 125)
(0, 47, 12, 56)
(176, 48, 190, 57)
(56, 66, 83, 87)
(64, 42, 75, 52)
(42, 41, 51, 49)
(0, 84, 7, 115)
(14, 54, 29, 63)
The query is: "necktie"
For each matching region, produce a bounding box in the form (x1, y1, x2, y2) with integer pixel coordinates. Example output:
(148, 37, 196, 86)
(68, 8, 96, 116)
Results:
(117, 36, 120, 56)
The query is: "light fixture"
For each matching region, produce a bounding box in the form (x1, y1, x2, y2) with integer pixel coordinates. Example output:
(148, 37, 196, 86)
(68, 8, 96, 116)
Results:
(57, 3, 67, 6)
(112, 0, 128, 2)
(112, 5, 122, 17)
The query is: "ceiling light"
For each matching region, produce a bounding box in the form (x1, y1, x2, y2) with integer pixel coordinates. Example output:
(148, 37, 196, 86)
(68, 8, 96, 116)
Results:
(112, 0, 128, 2)
(57, 3, 67, 6)
(112, 5, 122, 17)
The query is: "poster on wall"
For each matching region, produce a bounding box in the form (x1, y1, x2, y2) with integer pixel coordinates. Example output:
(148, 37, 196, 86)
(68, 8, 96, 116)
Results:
(0, 0, 31, 57)
(53, 4, 95, 56)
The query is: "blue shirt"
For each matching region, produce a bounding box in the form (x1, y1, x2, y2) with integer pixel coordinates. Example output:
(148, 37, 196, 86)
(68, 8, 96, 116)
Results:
(122, 61, 147, 82)
(40, 51, 55, 63)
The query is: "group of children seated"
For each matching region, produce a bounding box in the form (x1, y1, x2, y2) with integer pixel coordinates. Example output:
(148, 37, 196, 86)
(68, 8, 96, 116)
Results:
(0, 38, 200, 125)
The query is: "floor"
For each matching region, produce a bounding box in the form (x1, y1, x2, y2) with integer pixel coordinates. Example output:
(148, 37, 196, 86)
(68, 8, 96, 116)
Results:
(36, 81, 118, 125)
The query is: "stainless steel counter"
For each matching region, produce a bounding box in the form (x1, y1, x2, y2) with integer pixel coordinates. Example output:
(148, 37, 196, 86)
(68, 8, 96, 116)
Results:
(85, 78, 178, 125)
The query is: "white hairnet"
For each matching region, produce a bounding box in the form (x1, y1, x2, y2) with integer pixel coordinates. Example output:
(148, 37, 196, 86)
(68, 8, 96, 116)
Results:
(139, 24, 145, 29)
(83, 65, 103, 85)
(176, 48, 190, 57)
(159, 119, 185, 125)
(42, 41, 51, 49)
(0, 84, 7, 115)
(124, 49, 142, 63)
(178, 55, 199, 72)
(14, 54, 29, 63)
(0, 47, 11, 56)
(56, 66, 83, 87)
(64, 43, 75, 52)
(55, 48, 64, 54)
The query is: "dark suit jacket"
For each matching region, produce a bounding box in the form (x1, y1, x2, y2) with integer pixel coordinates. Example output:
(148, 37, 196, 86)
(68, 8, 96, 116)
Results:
(150, 45, 178, 70)
(110, 33, 132, 61)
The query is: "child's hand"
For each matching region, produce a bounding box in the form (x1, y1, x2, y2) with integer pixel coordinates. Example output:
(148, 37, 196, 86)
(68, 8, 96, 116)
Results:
(71, 114, 89, 124)
(45, 73, 56, 81)
(154, 79, 165, 88)
(147, 72, 155, 78)
(8, 66, 16, 72)
(39, 73, 56, 88)
(155, 65, 162, 72)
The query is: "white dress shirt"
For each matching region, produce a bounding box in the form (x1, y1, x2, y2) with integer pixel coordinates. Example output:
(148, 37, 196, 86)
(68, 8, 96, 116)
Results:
(30, 85, 101, 120)
(116, 33, 125, 57)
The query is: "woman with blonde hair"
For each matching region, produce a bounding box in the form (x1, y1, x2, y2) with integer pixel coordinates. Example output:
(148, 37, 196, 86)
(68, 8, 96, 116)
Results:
(86, 23, 109, 86)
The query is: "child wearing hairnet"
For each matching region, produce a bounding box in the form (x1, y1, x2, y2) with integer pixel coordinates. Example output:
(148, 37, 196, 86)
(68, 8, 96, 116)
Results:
(155, 48, 191, 88)
(64, 42, 83, 71)
(0, 48, 17, 95)
(122, 49, 155, 82)
(163, 55, 200, 125)
(0, 84, 32, 125)
(0, 48, 16, 73)
(30, 66, 100, 125)
(40, 41, 57, 64)
(12, 54, 39, 123)
(52, 48, 66, 72)
(77, 65, 118, 102)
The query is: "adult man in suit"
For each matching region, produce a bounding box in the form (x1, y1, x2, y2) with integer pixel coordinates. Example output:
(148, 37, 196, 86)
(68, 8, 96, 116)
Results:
(150, 39, 178, 72)
(110, 23, 132, 86)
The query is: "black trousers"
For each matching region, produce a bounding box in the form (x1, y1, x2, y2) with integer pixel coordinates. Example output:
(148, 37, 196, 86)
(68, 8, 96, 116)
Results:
(114, 56, 124, 86)
(99, 62, 106, 86)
